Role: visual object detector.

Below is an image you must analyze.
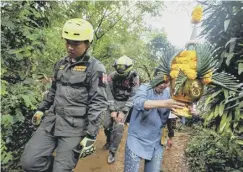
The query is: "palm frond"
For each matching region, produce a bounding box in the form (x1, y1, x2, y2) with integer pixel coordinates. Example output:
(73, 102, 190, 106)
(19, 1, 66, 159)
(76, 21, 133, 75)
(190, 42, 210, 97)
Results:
(157, 48, 182, 74)
(196, 44, 219, 76)
(174, 70, 188, 95)
(150, 48, 183, 88)
(211, 72, 242, 92)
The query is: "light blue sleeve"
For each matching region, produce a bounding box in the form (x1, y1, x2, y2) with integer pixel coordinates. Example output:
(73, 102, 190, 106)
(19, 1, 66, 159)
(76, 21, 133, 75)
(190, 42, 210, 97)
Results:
(133, 84, 149, 111)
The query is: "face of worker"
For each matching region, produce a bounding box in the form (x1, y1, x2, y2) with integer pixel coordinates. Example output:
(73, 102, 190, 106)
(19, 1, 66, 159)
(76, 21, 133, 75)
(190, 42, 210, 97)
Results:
(155, 81, 170, 94)
(65, 39, 89, 59)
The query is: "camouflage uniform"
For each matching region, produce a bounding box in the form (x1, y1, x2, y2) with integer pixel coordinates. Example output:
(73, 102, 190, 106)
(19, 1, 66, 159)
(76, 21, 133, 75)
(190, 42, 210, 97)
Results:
(104, 71, 139, 154)
(21, 54, 108, 172)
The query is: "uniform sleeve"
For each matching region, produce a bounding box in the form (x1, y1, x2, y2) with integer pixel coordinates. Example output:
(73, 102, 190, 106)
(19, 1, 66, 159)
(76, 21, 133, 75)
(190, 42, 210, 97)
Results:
(37, 61, 59, 112)
(107, 74, 116, 112)
(86, 62, 109, 137)
(133, 84, 148, 111)
(122, 75, 139, 113)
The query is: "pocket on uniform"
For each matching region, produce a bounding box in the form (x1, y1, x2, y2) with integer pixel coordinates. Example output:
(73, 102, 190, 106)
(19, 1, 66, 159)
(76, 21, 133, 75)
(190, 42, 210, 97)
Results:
(64, 107, 87, 127)
(67, 74, 88, 102)
(69, 74, 86, 84)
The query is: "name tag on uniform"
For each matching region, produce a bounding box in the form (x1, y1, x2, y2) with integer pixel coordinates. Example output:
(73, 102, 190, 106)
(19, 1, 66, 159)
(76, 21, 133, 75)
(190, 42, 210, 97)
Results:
(73, 65, 87, 71)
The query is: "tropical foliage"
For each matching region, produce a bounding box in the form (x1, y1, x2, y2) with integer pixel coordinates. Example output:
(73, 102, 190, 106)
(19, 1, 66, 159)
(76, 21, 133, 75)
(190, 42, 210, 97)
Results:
(185, 1, 243, 171)
(198, 0, 243, 138)
(185, 129, 243, 172)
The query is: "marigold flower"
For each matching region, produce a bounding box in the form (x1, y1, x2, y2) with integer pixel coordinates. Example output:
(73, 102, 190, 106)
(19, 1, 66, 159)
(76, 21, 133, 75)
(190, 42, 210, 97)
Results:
(184, 69, 197, 80)
(179, 64, 190, 71)
(179, 50, 196, 58)
(179, 50, 188, 57)
(171, 64, 181, 70)
(189, 62, 197, 69)
(164, 75, 170, 81)
(203, 71, 213, 78)
(202, 77, 212, 85)
(191, 6, 203, 24)
(176, 57, 190, 64)
(170, 70, 179, 79)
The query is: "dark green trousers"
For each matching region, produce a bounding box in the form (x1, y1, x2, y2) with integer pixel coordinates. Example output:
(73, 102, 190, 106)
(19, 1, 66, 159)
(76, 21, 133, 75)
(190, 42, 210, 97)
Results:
(21, 127, 82, 172)
(103, 101, 128, 154)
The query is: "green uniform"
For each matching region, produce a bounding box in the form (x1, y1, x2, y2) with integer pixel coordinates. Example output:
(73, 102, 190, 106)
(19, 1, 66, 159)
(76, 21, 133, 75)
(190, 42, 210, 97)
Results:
(104, 71, 139, 154)
(21, 54, 108, 172)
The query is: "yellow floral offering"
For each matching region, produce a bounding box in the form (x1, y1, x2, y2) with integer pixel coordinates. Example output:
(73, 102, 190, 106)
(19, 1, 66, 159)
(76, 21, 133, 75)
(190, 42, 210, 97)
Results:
(191, 5, 203, 24)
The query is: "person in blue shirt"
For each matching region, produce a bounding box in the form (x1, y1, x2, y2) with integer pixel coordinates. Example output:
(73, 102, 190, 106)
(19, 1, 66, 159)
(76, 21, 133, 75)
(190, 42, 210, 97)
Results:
(124, 70, 186, 172)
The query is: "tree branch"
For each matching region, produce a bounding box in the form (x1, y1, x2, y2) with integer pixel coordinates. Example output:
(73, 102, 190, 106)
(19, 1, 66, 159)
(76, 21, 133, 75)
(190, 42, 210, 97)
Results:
(96, 3, 138, 41)
(94, 4, 110, 40)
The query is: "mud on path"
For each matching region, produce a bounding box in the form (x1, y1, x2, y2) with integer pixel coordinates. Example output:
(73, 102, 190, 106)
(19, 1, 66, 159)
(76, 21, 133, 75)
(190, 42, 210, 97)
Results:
(74, 126, 191, 172)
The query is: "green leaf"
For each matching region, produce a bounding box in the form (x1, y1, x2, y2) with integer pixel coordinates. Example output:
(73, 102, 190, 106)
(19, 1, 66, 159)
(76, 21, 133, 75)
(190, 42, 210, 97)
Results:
(235, 140, 243, 145)
(214, 105, 219, 116)
(225, 37, 237, 53)
(238, 62, 243, 75)
(205, 111, 215, 122)
(235, 106, 241, 121)
(224, 19, 230, 32)
(218, 102, 225, 116)
(205, 95, 213, 107)
(223, 116, 232, 134)
(219, 114, 227, 133)
(223, 89, 229, 101)
(21, 94, 32, 108)
(2, 114, 14, 127)
(225, 52, 234, 66)
(1, 80, 8, 96)
(239, 101, 243, 109)
(1, 152, 13, 164)
(239, 126, 243, 133)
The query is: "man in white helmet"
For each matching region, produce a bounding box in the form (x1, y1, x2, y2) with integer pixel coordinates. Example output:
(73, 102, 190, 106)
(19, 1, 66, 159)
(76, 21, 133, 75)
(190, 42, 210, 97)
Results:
(21, 18, 108, 172)
(103, 55, 139, 164)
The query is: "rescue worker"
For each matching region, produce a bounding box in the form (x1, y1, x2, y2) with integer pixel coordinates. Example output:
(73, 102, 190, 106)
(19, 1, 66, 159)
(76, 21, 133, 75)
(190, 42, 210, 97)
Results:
(103, 55, 139, 164)
(21, 18, 108, 172)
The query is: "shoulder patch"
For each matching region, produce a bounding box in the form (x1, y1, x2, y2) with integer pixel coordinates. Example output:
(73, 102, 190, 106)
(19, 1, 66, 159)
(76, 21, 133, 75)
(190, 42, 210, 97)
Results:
(98, 71, 108, 87)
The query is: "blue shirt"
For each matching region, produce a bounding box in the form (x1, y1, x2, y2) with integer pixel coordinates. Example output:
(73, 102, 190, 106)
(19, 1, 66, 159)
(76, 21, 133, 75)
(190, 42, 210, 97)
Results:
(126, 84, 170, 160)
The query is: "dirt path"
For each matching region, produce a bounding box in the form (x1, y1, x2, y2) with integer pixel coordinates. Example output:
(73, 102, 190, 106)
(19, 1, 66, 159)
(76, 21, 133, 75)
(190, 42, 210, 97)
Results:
(74, 126, 191, 172)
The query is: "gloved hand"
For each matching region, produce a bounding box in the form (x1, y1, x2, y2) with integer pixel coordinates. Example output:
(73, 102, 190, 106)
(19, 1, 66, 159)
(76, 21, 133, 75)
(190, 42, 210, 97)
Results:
(32, 111, 44, 126)
(76, 136, 96, 159)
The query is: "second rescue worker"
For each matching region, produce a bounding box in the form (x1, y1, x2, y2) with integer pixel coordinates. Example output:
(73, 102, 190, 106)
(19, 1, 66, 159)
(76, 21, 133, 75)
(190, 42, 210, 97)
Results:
(103, 55, 139, 164)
